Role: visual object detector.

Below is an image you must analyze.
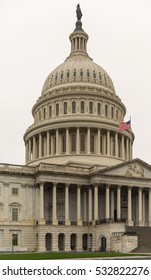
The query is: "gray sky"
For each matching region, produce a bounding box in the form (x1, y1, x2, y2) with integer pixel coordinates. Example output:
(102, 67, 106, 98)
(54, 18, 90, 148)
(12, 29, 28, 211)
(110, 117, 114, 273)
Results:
(0, 0, 151, 165)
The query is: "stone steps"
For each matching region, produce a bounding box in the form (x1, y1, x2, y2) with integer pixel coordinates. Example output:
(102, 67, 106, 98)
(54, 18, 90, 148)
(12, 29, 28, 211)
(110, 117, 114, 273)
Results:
(126, 226, 151, 252)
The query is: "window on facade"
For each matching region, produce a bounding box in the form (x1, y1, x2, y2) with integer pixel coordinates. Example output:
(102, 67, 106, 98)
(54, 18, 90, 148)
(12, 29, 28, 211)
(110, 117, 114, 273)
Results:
(12, 188, 18, 195)
(43, 108, 46, 119)
(55, 73, 58, 83)
(56, 103, 59, 116)
(87, 69, 90, 79)
(60, 71, 63, 80)
(97, 103, 101, 115)
(105, 104, 108, 117)
(64, 102, 67, 114)
(39, 110, 41, 121)
(12, 233, 18, 246)
(62, 135, 66, 153)
(89, 102, 93, 114)
(81, 101, 84, 113)
(80, 69, 83, 79)
(93, 71, 96, 80)
(71, 134, 76, 152)
(49, 105, 52, 117)
(80, 134, 85, 152)
(12, 208, 18, 221)
(67, 70, 70, 78)
(111, 107, 114, 118)
(116, 109, 118, 120)
(72, 101, 76, 113)
(73, 69, 76, 78)
(90, 135, 94, 153)
(99, 72, 102, 82)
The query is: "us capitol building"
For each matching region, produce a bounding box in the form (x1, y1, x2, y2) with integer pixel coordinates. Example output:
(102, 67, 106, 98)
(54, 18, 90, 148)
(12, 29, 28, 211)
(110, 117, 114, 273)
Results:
(0, 6, 151, 253)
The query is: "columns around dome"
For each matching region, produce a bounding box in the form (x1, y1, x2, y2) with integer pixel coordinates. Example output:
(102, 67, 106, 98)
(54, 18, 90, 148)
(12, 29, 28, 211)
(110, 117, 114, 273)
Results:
(25, 126, 133, 165)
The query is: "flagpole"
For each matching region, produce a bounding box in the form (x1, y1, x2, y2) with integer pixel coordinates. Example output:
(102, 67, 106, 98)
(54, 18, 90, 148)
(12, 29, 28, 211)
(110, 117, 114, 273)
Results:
(129, 116, 132, 160)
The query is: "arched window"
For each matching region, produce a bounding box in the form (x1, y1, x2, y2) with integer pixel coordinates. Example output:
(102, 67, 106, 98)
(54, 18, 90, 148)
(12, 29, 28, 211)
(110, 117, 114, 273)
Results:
(62, 135, 66, 153)
(64, 102, 67, 114)
(99, 72, 102, 82)
(55, 73, 58, 83)
(89, 102, 93, 114)
(105, 104, 108, 117)
(90, 135, 94, 153)
(71, 134, 76, 152)
(72, 101, 76, 113)
(80, 69, 83, 79)
(49, 105, 52, 117)
(70, 234, 77, 251)
(56, 104, 59, 116)
(97, 103, 101, 115)
(67, 70, 70, 79)
(73, 69, 76, 78)
(93, 70, 96, 80)
(80, 134, 85, 152)
(60, 71, 63, 81)
(87, 69, 90, 79)
(81, 101, 84, 113)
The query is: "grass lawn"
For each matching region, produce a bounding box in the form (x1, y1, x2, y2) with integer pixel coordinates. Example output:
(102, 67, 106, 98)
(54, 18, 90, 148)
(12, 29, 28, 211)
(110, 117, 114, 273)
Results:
(0, 252, 148, 260)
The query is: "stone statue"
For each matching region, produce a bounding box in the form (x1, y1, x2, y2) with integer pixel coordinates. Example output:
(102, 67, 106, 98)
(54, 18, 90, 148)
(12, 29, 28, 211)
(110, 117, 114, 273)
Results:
(76, 4, 82, 21)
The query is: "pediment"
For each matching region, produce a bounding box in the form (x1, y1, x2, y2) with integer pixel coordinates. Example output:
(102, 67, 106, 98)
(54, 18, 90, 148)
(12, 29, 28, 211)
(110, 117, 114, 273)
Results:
(99, 158, 151, 179)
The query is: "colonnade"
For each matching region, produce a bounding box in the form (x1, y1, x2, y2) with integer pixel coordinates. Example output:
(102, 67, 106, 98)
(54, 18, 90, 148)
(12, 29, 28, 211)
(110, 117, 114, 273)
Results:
(25, 127, 132, 163)
(37, 182, 151, 227)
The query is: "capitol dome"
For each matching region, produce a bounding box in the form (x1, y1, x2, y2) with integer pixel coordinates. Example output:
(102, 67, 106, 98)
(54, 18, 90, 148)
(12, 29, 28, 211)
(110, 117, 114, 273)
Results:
(24, 11, 134, 167)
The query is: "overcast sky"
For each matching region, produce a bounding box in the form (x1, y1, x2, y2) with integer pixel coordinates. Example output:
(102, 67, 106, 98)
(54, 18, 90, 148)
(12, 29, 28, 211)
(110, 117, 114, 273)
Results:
(0, 0, 151, 165)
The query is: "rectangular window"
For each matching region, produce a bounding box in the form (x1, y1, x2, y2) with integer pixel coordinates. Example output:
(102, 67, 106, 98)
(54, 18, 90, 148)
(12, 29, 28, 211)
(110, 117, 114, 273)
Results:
(12, 208, 18, 221)
(12, 233, 18, 246)
(12, 188, 18, 195)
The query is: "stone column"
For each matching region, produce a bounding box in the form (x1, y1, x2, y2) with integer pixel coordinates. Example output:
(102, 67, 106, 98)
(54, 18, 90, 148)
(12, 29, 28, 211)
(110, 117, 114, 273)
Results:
(107, 130, 110, 156)
(148, 188, 151, 226)
(110, 188, 114, 220)
(46, 131, 50, 156)
(121, 135, 125, 159)
(87, 128, 90, 154)
(4, 182, 9, 221)
(33, 136, 36, 159)
(66, 128, 69, 154)
(127, 186, 133, 226)
(138, 187, 143, 226)
(28, 138, 31, 161)
(39, 133, 42, 158)
(77, 184, 82, 225)
(65, 183, 70, 225)
(76, 127, 80, 154)
(25, 142, 28, 164)
(117, 185, 121, 220)
(97, 128, 100, 154)
(105, 184, 110, 219)
(126, 138, 129, 160)
(115, 132, 118, 157)
(56, 129, 59, 155)
(88, 187, 92, 222)
(52, 183, 58, 225)
(94, 184, 98, 221)
(51, 135, 54, 155)
(83, 190, 87, 221)
(39, 182, 45, 224)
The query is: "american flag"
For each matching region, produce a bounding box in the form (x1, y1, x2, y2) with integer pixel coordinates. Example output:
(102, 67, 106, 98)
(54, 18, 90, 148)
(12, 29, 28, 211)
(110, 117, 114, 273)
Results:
(118, 120, 131, 131)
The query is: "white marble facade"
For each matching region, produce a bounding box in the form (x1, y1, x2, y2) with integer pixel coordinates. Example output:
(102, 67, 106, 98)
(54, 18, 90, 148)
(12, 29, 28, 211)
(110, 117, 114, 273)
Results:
(0, 7, 150, 253)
